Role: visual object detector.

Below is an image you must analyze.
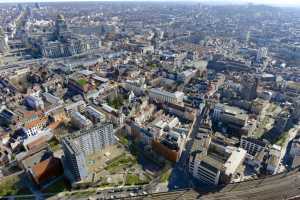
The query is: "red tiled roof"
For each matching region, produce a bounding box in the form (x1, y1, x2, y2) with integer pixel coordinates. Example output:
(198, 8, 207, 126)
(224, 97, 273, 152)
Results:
(31, 157, 63, 184)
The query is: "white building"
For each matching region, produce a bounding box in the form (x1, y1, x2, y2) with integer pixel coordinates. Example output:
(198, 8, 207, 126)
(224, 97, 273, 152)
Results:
(256, 47, 268, 62)
(189, 131, 246, 185)
(65, 100, 86, 113)
(134, 102, 155, 126)
(42, 92, 63, 105)
(179, 69, 198, 84)
(141, 45, 154, 54)
(0, 28, 9, 53)
(124, 78, 146, 95)
(240, 137, 267, 156)
(85, 106, 105, 123)
(149, 88, 184, 105)
(101, 104, 125, 126)
(190, 146, 246, 185)
(23, 128, 53, 150)
(70, 111, 92, 129)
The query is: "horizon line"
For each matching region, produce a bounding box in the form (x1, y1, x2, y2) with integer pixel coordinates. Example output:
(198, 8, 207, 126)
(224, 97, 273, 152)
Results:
(0, 0, 300, 8)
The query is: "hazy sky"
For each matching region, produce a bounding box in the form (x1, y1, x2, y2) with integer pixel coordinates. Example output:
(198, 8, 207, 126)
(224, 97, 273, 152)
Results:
(0, 0, 299, 6)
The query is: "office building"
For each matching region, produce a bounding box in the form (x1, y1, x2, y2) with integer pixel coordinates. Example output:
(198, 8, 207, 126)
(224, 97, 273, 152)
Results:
(42, 92, 63, 105)
(24, 96, 44, 110)
(290, 133, 300, 158)
(292, 153, 300, 168)
(41, 41, 69, 58)
(85, 106, 105, 123)
(189, 129, 246, 185)
(0, 107, 15, 126)
(213, 103, 248, 128)
(241, 74, 258, 101)
(179, 69, 198, 84)
(65, 100, 86, 113)
(101, 104, 125, 126)
(149, 88, 184, 105)
(240, 137, 267, 156)
(70, 111, 92, 129)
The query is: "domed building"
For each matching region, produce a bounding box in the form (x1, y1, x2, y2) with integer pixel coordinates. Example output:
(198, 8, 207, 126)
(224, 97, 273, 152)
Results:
(55, 14, 69, 41)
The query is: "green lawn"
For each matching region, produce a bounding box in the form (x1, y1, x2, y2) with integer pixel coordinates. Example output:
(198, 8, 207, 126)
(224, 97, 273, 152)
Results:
(49, 138, 61, 152)
(125, 174, 148, 186)
(77, 79, 88, 87)
(0, 175, 31, 197)
(275, 132, 289, 147)
(104, 156, 137, 173)
(148, 63, 158, 69)
(119, 136, 129, 146)
(73, 189, 96, 198)
(16, 187, 32, 195)
(160, 170, 172, 183)
(99, 182, 116, 188)
(107, 95, 125, 109)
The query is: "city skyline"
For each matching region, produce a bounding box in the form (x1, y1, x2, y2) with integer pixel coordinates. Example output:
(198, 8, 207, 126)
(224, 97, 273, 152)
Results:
(0, 0, 299, 7)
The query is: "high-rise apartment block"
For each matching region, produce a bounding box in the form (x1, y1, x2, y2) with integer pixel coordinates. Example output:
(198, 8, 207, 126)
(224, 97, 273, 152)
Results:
(61, 138, 88, 182)
(61, 123, 115, 182)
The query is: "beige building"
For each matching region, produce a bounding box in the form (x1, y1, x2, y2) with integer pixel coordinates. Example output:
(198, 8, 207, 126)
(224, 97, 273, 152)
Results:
(189, 128, 246, 185)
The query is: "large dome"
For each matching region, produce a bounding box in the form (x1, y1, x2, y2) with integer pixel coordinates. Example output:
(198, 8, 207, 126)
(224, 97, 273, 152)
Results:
(57, 14, 65, 21)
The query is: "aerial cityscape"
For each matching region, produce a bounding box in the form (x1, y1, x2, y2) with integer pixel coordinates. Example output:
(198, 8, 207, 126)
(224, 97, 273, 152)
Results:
(0, 1, 300, 199)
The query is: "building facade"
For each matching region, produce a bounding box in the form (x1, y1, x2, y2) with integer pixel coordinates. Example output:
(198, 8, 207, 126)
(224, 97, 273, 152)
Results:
(74, 123, 115, 156)
(0, 27, 9, 53)
(70, 111, 92, 129)
(149, 88, 184, 105)
(85, 106, 106, 123)
(61, 123, 115, 182)
(240, 137, 267, 156)
(61, 138, 88, 182)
